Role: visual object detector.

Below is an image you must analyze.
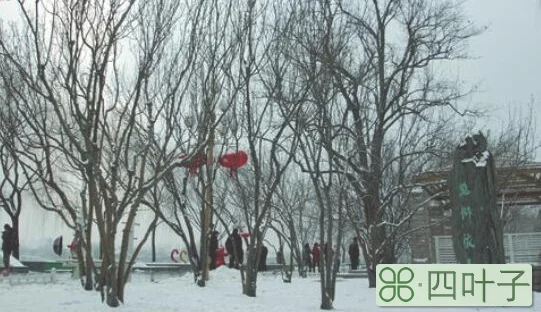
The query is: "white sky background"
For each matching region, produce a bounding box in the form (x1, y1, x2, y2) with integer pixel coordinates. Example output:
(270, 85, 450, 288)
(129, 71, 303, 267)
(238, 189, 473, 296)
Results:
(1, 0, 541, 256)
(457, 0, 541, 161)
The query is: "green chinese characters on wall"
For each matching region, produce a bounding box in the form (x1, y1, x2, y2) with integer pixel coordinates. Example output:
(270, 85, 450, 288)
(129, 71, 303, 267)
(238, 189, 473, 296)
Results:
(459, 182, 475, 264)
(448, 132, 505, 265)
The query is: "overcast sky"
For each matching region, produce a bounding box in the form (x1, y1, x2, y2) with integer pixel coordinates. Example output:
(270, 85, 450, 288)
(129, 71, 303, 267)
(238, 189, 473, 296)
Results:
(458, 0, 541, 160)
(0, 0, 539, 158)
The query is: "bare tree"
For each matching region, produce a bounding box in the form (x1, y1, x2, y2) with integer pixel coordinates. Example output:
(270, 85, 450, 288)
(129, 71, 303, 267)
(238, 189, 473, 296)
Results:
(148, 0, 241, 287)
(268, 0, 350, 308)
(272, 172, 318, 278)
(317, 0, 483, 287)
(148, 167, 209, 283)
(0, 0, 205, 306)
(0, 91, 31, 260)
(212, 0, 305, 297)
(293, 96, 344, 310)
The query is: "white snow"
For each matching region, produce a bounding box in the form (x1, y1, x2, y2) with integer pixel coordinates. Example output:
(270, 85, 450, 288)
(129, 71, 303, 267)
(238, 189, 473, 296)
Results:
(0, 255, 26, 269)
(412, 258, 429, 263)
(411, 186, 424, 195)
(461, 151, 491, 167)
(9, 255, 26, 268)
(0, 267, 539, 312)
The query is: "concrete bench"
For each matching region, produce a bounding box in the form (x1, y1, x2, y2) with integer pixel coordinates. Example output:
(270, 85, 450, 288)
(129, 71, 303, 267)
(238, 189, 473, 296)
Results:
(44, 268, 73, 273)
(132, 263, 192, 272)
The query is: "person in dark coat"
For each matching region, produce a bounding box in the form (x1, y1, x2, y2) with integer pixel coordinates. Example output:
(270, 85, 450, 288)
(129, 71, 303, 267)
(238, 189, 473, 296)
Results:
(226, 229, 243, 269)
(303, 243, 312, 273)
(311, 243, 320, 272)
(225, 232, 234, 268)
(258, 244, 268, 271)
(348, 237, 360, 270)
(1, 224, 16, 270)
(209, 231, 219, 270)
(276, 247, 284, 265)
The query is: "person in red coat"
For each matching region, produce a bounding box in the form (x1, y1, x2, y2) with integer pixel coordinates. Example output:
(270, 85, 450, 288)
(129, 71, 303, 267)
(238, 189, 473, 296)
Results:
(311, 242, 320, 273)
(67, 231, 82, 259)
(216, 246, 227, 268)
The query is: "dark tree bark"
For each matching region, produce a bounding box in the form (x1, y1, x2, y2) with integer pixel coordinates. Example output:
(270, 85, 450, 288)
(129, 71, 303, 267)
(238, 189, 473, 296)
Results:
(151, 227, 156, 263)
(10, 217, 19, 259)
(449, 132, 505, 264)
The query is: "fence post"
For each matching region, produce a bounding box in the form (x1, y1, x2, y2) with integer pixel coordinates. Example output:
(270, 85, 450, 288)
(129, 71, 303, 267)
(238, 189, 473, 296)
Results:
(50, 268, 56, 283)
(434, 237, 440, 263)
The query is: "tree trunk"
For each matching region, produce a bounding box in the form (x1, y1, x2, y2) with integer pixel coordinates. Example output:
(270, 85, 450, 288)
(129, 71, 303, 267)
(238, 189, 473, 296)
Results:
(320, 202, 335, 309)
(286, 220, 304, 278)
(320, 247, 334, 310)
(449, 132, 505, 264)
(84, 248, 94, 290)
(243, 233, 263, 297)
(359, 236, 376, 288)
(104, 243, 120, 307)
(367, 266, 376, 288)
(117, 269, 126, 303)
(82, 221, 94, 291)
(320, 295, 333, 310)
(151, 226, 156, 262)
(243, 265, 258, 297)
(10, 216, 19, 259)
(365, 224, 387, 288)
(75, 243, 86, 280)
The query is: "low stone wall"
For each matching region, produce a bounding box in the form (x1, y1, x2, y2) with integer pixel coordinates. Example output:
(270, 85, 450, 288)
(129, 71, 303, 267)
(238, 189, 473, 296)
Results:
(533, 265, 541, 292)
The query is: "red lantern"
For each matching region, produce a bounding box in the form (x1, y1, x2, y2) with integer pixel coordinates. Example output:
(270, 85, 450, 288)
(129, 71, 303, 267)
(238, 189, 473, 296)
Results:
(179, 153, 207, 176)
(218, 151, 248, 178)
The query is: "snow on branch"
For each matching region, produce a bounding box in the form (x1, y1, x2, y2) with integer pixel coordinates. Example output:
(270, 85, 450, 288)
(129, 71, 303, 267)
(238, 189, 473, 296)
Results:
(461, 150, 490, 167)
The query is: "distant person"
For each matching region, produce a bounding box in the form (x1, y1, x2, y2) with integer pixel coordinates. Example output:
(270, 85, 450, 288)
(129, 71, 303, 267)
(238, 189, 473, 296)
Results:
(348, 237, 360, 270)
(303, 243, 312, 272)
(258, 244, 268, 272)
(225, 231, 234, 268)
(311, 243, 320, 272)
(225, 232, 234, 268)
(226, 229, 243, 269)
(1, 224, 16, 273)
(209, 231, 219, 270)
(216, 246, 227, 268)
(334, 246, 341, 273)
(276, 247, 284, 265)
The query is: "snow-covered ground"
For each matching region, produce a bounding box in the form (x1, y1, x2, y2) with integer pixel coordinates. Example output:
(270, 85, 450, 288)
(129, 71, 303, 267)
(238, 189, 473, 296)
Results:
(0, 267, 539, 312)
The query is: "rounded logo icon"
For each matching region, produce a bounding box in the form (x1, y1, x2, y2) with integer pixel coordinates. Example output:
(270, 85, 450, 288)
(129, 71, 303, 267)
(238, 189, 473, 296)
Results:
(379, 267, 415, 302)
